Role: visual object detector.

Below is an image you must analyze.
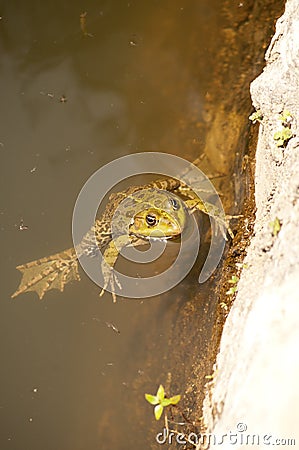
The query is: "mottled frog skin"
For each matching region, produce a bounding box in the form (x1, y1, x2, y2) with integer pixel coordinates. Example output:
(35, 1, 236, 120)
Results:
(12, 177, 232, 302)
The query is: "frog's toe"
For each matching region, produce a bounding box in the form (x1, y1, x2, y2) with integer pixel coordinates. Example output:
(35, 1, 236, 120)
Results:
(219, 225, 229, 241)
(99, 270, 121, 303)
(111, 290, 117, 303)
(99, 287, 106, 298)
(227, 227, 234, 239)
(99, 273, 110, 298)
(110, 272, 122, 302)
(114, 273, 122, 290)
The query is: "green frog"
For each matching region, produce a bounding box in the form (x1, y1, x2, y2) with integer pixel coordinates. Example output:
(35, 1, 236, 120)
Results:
(12, 177, 233, 302)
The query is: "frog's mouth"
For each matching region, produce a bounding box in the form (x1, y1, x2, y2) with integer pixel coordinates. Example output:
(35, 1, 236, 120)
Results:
(129, 232, 176, 242)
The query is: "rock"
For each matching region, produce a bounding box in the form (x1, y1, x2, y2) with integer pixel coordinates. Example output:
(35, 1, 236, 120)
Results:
(202, 1, 299, 448)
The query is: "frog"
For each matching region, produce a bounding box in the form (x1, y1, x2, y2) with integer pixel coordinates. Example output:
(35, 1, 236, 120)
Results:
(11, 176, 234, 302)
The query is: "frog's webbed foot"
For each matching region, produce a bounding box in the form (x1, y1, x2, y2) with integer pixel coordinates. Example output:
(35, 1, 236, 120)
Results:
(12, 248, 79, 299)
(99, 264, 122, 303)
(225, 214, 243, 239)
(184, 198, 237, 240)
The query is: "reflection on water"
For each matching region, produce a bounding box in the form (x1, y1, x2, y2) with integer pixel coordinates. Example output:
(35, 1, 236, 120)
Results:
(1, 1, 228, 449)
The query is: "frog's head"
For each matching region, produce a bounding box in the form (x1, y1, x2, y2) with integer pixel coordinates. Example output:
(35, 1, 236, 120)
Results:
(128, 191, 188, 240)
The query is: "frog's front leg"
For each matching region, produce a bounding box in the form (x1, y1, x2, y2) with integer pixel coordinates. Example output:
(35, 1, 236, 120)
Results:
(184, 197, 234, 240)
(99, 235, 129, 302)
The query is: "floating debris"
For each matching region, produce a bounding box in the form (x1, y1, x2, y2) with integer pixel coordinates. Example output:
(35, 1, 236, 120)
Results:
(39, 91, 54, 99)
(129, 33, 142, 46)
(92, 317, 120, 334)
(129, 39, 137, 46)
(105, 321, 120, 334)
(80, 12, 93, 37)
(19, 219, 29, 231)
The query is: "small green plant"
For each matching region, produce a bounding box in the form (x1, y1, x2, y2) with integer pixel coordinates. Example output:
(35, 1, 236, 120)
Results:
(226, 286, 237, 295)
(145, 385, 181, 420)
(274, 110, 293, 147)
(274, 127, 293, 147)
(249, 110, 263, 124)
(235, 262, 249, 270)
(219, 301, 228, 311)
(279, 110, 292, 124)
(205, 369, 218, 380)
(269, 217, 281, 237)
(226, 275, 239, 295)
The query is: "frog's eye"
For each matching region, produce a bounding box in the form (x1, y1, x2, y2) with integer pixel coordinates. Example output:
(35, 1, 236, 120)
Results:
(146, 213, 158, 227)
(169, 198, 180, 210)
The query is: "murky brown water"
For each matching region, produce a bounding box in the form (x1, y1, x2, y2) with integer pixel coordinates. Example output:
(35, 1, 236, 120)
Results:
(0, 1, 284, 449)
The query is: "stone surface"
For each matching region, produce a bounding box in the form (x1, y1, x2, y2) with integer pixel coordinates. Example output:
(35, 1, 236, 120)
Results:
(201, 1, 299, 448)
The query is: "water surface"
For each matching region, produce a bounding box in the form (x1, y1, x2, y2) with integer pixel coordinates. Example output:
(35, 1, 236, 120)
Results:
(0, 1, 236, 449)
